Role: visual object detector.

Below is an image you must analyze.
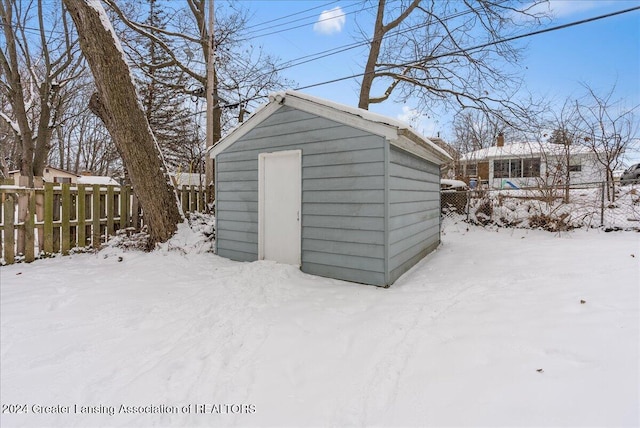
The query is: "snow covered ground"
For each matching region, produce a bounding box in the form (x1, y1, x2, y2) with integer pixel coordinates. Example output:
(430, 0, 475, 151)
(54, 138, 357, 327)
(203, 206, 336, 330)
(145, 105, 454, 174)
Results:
(1, 219, 638, 427)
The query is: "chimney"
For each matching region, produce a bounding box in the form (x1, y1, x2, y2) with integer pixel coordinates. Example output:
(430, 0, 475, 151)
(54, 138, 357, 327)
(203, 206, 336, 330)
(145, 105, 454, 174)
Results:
(496, 132, 504, 147)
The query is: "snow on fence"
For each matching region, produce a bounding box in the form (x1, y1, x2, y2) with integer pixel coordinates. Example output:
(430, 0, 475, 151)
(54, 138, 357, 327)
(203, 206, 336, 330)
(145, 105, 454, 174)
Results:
(0, 183, 208, 265)
(441, 181, 640, 231)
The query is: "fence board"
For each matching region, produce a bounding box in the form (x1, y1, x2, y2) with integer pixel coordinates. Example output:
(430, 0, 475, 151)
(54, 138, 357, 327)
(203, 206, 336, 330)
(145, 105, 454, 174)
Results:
(3, 193, 14, 264)
(199, 187, 205, 212)
(107, 186, 115, 236)
(181, 188, 189, 214)
(92, 185, 100, 248)
(190, 186, 197, 212)
(61, 184, 71, 255)
(78, 185, 86, 248)
(44, 183, 54, 254)
(121, 186, 129, 229)
(25, 191, 35, 262)
(132, 194, 140, 230)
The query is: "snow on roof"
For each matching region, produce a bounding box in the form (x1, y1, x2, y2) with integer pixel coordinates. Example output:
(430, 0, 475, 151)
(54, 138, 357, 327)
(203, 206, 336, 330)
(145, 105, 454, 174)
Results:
(209, 91, 452, 164)
(272, 91, 413, 133)
(272, 91, 453, 161)
(77, 176, 120, 186)
(460, 142, 594, 161)
(441, 179, 468, 189)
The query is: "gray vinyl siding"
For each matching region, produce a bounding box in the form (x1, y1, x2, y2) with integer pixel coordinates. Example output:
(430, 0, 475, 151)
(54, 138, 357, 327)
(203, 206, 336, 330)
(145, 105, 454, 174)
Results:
(387, 146, 441, 284)
(215, 106, 386, 285)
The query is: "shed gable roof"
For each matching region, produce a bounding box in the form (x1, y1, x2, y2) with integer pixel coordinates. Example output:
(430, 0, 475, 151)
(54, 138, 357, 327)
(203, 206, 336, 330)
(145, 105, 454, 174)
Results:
(209, 91, 451, 164)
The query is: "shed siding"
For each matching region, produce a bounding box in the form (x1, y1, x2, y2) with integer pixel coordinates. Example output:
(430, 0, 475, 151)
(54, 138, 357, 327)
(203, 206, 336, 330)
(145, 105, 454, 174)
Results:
(387, 146, 441, 284)
(215, 106, 386, 285)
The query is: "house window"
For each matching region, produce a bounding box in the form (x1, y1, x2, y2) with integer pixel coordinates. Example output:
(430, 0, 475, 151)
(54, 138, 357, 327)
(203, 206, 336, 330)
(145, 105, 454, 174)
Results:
(511, 159, 522, 178)
(494, 158, 541, 178)
(569, 163, 582, 172)
(493, 160, 510, 178)
(466, 163, 477, 176)
(523, 158, 541, 177)
(54, 176, 72, 183)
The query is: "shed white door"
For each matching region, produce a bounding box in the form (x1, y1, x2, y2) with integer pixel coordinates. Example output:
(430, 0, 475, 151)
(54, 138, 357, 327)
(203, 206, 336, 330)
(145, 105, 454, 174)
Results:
(258, 150, 301, 265)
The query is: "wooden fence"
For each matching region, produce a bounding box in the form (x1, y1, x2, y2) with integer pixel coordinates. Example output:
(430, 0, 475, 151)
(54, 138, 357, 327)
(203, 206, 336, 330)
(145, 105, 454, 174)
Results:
(0, 183, 209, 265)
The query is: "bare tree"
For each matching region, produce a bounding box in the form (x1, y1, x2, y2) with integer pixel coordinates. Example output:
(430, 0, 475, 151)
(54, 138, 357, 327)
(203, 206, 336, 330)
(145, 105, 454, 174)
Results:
(544, 128, 573, 203)
(103, 0, 292, 185)
(357, 0, 548, 118)
(63, 0, 181, 247)
(0, 0, 83, 186)
(572, 84, 639, 202)
(453, 109, 506, 153)
(49, 84, 121, 177)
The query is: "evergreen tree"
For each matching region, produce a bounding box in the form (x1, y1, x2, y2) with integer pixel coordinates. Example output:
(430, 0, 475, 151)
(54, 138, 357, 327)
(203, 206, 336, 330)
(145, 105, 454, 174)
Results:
(136, 0, 203, 174)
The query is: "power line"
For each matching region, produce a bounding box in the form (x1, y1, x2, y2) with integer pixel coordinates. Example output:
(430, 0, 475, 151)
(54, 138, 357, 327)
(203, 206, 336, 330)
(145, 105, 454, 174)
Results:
(241, 0, 341, 32)
(297, 5, 640, 91)
(221, 6, 640, 108)
(237, 2, 378, 42)
(272, 1, 505, 74)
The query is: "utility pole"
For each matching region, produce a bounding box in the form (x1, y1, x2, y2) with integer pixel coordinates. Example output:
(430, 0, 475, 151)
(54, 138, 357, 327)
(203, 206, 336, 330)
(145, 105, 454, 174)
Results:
(205, 0, 215, 187)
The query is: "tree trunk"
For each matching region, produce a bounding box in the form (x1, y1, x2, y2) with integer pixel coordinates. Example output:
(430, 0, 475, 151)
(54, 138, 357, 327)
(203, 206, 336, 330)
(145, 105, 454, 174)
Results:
(63, 0, 182, 247)
(358, 0, 386, 110)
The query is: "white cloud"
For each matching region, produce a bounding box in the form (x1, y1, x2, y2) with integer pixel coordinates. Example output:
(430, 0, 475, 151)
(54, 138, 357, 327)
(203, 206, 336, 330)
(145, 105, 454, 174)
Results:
(397, 105, 421, 127)
(313, 6, 346, 35)
(397, 106, 439, 137)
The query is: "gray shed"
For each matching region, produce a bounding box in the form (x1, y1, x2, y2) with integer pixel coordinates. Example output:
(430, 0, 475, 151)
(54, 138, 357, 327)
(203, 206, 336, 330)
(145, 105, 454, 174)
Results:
(209, 91, 451, 287)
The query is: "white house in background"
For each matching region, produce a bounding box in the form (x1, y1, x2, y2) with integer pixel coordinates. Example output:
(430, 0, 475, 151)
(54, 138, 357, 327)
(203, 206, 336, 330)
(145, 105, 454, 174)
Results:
(77, 175, 120, 186)
(8, 166, 120, 187)
(459, 141, 605, 189)
(170, 172, 205, 188)
(9, 165, 79, 185)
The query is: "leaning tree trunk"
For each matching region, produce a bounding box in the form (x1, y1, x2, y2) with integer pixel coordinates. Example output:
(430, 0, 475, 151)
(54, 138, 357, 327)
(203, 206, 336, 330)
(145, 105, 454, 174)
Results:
(63, 0, 181, 247)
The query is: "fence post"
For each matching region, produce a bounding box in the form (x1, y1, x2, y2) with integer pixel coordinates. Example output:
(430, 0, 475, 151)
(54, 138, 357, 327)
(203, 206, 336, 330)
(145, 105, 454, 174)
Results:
(198, 185, 205, 212)
(61, 183, 71, 255)
(3, 192, 15, 264)
(24, 190, 35, 262)
(78, 184, 86, 248)
(190, 185, 197, 213)
(43, 183, 54, 254)
(35, 178, 44, 252)
(92, 184, 101, 248)
(120, 185, 130, 229)
(181, 187, 189, 214)
(15, 177, 30, 256)
(106, 185, 115, 237)
(132, 193, 140, 229)
(600, 181, 605, 227)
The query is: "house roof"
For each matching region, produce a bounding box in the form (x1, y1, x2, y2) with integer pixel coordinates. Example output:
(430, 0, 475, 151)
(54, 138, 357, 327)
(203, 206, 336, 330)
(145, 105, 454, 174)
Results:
(9, 166, 80, 176)
(209, 90, 452, 165)
(77, 176, 120, 186)
(460, 141, 595, 161)
(44, 165, 81, 176)
(428, 136, 458, 159)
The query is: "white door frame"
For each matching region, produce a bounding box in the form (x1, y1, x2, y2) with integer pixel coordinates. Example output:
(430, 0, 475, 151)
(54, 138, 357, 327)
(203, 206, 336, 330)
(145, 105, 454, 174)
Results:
(258, 149, 302, 265)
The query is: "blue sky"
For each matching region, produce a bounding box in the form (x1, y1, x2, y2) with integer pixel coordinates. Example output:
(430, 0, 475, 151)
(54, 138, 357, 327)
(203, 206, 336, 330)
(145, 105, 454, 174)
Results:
(234, 0, 639, 159)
